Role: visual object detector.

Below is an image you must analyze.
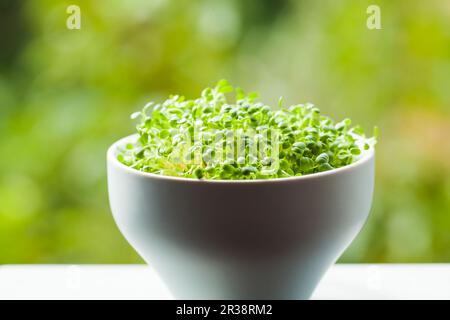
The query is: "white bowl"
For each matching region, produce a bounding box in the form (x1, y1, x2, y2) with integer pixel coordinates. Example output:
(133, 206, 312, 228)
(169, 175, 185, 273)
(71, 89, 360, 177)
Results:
(107, 134, 375, 299)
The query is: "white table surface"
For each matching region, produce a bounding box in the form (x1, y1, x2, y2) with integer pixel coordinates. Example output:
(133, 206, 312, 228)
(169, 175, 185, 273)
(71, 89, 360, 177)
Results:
(1, 264, 449, 300)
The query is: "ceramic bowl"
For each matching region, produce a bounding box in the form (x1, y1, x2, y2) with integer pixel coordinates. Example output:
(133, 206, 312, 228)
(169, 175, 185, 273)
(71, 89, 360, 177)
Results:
(107, 134, 375, 299)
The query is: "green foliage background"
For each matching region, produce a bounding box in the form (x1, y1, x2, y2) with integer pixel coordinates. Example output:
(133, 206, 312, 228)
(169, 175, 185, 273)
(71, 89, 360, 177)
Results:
(0, 0, 449, 263)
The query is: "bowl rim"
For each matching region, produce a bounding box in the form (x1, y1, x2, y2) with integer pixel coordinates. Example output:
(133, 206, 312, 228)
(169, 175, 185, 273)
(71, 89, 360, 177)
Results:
(107, 134, 375, 184)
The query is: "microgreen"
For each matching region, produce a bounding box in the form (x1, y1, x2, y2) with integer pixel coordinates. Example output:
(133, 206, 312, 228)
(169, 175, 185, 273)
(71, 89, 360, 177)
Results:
(117, 80, 377, 180)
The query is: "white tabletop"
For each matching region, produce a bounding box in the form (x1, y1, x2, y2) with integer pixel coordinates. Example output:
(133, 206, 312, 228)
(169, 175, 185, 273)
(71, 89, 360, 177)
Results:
(0, 264, 449, 300)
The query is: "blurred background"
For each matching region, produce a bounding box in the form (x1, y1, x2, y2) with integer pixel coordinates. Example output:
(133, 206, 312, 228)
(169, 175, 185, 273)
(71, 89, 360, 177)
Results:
(0, 0, 449, 263)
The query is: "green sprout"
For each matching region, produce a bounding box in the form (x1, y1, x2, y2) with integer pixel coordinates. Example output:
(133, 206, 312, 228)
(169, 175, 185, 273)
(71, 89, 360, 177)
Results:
(117, 80, 377, 180)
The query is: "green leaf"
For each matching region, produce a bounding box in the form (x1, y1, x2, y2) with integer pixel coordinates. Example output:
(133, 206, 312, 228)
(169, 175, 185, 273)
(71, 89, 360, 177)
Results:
(118, 80, 377, 180)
